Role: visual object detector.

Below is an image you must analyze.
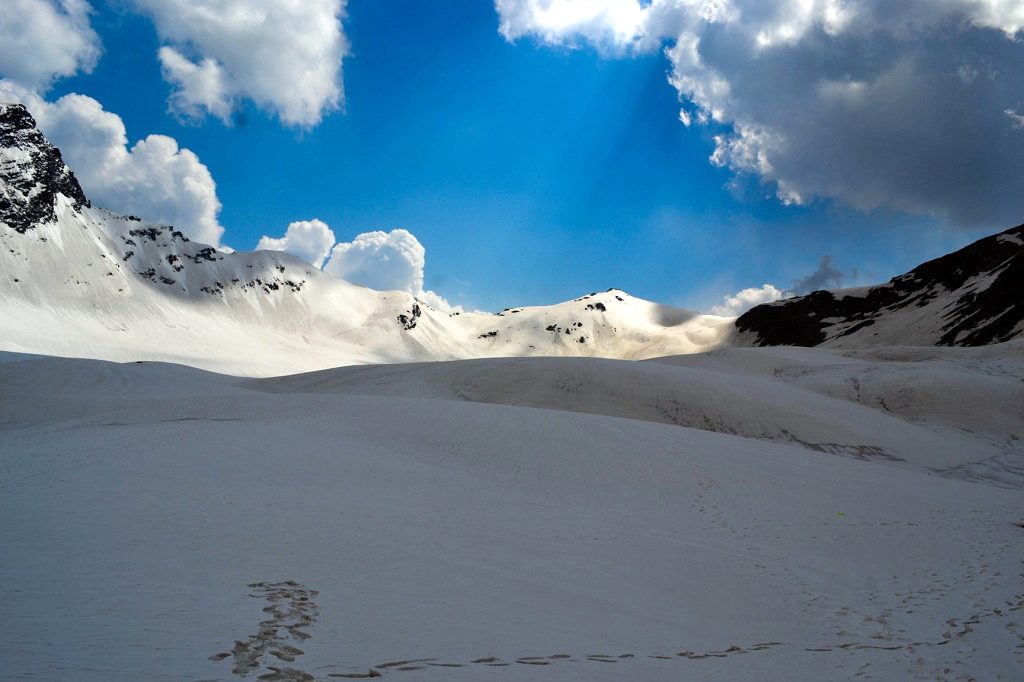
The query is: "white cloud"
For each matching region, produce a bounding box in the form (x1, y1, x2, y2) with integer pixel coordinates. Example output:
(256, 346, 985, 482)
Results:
(324, 229, 426, 293)
(416, 288, 461, 312)
(497, 0, 1024, 226)
(257, 219, 336, 268)
(324, 229, 460, 311)
(157, 46, 232, 123)
(0, 79, 224, 245)
(1007, 108, 1024, 129)
(130, 0, 349, 127)
(0, 0, 100, 90)
(710, 283, 784, 316)
(496, 0, 648, 48)
(709, 254, 851, 315)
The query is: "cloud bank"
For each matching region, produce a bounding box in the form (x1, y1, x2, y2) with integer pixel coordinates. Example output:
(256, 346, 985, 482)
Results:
(323, 228, 459, 311)
(324, 228, 426, 293)
(131, 0, 349, 127)
(710, 283, 783, 316)
(497, 0, 1024, 226)
(712, 254, 852, 315)
(0, 80, 224, 245)
(256, 219, 336, 269)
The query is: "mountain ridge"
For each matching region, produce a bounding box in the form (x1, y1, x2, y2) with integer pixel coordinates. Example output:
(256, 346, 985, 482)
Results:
(736, 225, 1024, 348)
(1, 101, 1020, 375)
(0, 104, 89, 233)
(0, 103, 733, 375)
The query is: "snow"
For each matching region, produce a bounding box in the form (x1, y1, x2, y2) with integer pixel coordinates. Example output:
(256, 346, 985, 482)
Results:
(0, 198, 736, 375)
(1, 342, 1022, 681)
(1, 108, 735, 375)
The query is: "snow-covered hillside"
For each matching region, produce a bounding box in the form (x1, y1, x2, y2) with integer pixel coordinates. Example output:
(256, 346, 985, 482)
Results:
(736, 225, 1024, 348)
(0, 103, 733, 374)
(1, 343, 1021, 680)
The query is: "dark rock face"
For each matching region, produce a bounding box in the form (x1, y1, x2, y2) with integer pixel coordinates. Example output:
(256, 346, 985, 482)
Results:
(736, 225, 1024, 348)
(397, 303, 422, 331)
(0, 104, 90, 233)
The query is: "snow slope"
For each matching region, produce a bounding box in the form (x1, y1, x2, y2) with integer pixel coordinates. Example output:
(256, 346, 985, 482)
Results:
(255, 342, 1024, 480)
(1, 343, 1022, 681)
(0, 103, 734, 375)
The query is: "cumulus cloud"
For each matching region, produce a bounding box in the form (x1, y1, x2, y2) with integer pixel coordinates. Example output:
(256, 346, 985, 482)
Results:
(710, 254, 849, 315)
(0, 79, 224, 245)
(130, 0, 349, 127)
(0, 0, 101, 90)
(496, 0, 648, 47)
(497, 0, 1024, 226)
(323, 229, 460, 311)
(157, 46, 232, 123)
(710, 283, 784, 316)
(792, 255, 844, 295)
(257, 219, 336, 269)
(324, 229, 426, 293)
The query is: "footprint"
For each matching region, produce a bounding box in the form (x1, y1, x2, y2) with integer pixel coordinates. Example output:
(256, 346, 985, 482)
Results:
(214, 581, 320, 680)
(327, 670, 382, 679)
(257, 667, 314, 682)
(375, 659, 436, 669)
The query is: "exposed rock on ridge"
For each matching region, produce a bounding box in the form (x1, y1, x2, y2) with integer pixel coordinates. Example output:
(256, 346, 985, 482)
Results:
(736, 225, 1024, 347)
(0, 104, 89, 233)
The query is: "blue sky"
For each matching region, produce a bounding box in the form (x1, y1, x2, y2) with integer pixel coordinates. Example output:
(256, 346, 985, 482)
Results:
(7, 1, 1020, 312)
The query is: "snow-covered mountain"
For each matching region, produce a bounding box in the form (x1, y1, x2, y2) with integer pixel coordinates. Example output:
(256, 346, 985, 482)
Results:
(0, 103, 733, 375)
(3, 101, 1021, 375)
(736, 224, 1024, 348)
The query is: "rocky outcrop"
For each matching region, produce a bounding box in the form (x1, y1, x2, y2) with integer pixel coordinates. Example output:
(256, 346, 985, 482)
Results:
(0, 104, 89, 233)
(736, 225, 1024, 347)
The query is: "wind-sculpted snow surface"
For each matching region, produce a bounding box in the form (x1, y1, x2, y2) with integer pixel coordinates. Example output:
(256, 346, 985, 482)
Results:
(1, 343, 1022, 680)
(253, 342, 1024, 479)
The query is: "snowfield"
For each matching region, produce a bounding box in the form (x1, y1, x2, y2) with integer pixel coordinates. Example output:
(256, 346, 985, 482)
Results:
(2, 342, 1022, 681)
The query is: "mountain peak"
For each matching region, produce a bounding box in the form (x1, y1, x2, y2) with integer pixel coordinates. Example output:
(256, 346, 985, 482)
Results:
(0, 102, 89, 233)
